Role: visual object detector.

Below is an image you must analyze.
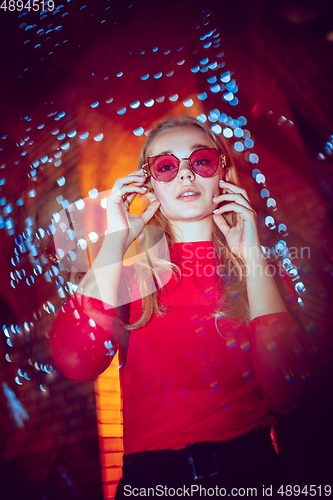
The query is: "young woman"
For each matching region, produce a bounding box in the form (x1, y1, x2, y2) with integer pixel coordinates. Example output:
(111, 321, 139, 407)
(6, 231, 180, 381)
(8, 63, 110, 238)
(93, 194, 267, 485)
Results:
(51, 116, 316, 497)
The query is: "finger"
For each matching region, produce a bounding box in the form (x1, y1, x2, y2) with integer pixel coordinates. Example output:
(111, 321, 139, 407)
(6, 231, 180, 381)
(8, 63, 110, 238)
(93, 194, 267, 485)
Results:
(112, 177, 146, 192)
(123, 186, 150, 208)
(111, 185, 148, 200)
(213, 193, 252, 210)
(219, 180, 250, 202)
(112, 171, 146, 190)
(140, 200, 161, 225)
(125, 169, 146, 178)
(114, 171, 146, 186)
(124, 192, 139, 205)
(213, 202, 256, 219)
(213, 213, 231, 237)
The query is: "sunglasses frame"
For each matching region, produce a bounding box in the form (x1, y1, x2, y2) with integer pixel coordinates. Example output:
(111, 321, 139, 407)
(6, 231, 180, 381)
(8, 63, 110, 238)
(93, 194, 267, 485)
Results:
(142, 147, 226, 183)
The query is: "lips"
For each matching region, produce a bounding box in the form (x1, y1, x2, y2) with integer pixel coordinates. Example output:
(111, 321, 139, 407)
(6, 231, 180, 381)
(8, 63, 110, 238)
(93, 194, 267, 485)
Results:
(177, 187, 200, 198)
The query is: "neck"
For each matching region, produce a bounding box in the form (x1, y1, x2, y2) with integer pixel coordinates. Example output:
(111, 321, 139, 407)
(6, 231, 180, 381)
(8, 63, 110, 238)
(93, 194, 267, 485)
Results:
(170, 216, 215, 242)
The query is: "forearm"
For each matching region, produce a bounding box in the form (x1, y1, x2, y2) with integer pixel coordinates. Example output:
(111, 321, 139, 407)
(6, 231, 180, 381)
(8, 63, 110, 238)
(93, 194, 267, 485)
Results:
(51, 237, 130, 380)
(251, 312, 319, 413)
(51, 292, 126, 380)
(245, 246, 287, 321)
(76, 234, 125, 308)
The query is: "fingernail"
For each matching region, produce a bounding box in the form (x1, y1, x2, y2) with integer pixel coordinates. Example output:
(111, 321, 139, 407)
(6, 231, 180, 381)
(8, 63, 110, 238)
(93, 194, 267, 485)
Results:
(213, 208, 220, 213)
(213, 196, 218, 201)
(219, 179, 225, 183)
(141, 187, 147, 191)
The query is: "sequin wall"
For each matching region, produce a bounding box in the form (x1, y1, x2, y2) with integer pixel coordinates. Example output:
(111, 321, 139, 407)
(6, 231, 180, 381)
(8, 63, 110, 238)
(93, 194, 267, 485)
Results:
(0, 1, 333, 499)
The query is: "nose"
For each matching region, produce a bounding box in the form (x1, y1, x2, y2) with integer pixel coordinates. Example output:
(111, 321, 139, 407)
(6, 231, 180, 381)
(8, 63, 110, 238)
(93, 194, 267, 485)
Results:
(178, 159, 195, 181)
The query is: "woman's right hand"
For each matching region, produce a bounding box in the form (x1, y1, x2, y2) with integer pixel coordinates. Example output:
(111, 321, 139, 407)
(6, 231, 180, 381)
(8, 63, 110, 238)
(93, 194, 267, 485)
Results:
(106, 169, 160, 253)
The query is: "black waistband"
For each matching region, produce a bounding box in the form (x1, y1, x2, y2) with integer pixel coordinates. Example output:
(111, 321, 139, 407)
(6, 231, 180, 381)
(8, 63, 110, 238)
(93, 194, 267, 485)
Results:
(122, 428, 276, 485)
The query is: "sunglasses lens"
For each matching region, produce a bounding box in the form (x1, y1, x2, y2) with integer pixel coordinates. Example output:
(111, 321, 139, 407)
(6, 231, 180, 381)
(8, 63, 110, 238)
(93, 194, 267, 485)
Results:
(148, 149, 220, 182)
(150, 154, 179, 182)
(190, 149, 219, 177)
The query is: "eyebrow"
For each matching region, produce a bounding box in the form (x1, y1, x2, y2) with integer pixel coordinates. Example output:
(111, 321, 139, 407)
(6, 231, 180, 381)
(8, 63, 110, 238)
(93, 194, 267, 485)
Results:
(153, 144, 214, 156)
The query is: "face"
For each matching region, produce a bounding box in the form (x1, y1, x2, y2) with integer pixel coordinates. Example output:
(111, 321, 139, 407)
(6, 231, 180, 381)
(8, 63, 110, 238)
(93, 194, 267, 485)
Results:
(147, 126, 227, 223)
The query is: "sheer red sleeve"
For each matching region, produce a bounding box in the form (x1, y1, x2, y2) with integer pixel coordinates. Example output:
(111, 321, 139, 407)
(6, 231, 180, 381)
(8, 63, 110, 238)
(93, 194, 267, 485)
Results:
(251, 312, 322, 413)
(50, 292, 129, 381)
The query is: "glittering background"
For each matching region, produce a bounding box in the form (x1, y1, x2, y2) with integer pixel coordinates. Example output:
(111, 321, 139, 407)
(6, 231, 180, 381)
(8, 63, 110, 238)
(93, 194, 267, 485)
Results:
(0, 1, 333, 499)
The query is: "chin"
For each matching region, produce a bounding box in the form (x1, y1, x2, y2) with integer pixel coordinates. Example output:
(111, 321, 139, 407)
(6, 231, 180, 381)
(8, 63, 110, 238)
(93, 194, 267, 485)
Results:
(167, 211, 213, 223)
(160, 201, 214, 222)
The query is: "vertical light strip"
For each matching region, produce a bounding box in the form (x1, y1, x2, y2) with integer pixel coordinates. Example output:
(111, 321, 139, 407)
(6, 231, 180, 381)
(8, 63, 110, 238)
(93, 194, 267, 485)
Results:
(94, 353, 123, 500)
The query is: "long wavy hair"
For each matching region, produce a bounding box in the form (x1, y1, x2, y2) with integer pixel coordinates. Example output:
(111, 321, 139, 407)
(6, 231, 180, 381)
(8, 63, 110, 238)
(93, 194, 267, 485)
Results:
(126, 116, 249, 331)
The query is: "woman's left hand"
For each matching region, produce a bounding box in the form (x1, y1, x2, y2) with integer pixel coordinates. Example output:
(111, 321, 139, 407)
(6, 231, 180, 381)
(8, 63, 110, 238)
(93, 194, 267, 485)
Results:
(212, 181, 260, 263)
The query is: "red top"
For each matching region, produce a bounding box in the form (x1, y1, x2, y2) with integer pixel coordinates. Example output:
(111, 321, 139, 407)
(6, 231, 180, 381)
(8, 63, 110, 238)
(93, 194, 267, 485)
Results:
(51, 242, 318, 454)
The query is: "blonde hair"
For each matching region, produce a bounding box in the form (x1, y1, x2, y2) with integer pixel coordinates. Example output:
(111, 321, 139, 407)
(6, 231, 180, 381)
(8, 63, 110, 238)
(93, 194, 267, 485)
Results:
(127, 116, 249, 331)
